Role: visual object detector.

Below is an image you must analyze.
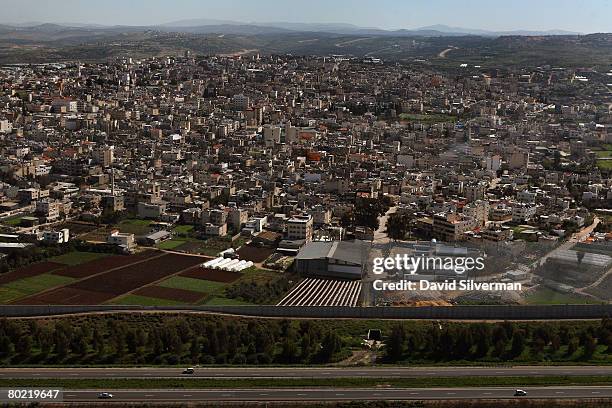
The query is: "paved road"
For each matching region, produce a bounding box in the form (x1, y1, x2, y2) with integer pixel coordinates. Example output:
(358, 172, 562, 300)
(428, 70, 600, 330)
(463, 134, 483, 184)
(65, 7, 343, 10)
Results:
(60, 386, 612, 402)
(3, 366, 612, 379)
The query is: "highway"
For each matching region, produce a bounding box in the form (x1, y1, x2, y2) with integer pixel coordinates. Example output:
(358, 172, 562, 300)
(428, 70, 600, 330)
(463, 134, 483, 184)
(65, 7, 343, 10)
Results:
(58, 386, 612, 401)
(2, 366, 612, 379)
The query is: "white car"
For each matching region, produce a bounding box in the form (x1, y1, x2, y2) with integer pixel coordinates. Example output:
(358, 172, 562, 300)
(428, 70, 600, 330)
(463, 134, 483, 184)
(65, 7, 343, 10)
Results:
(514, 389, 527, 397)
(97, 392, 114, 399)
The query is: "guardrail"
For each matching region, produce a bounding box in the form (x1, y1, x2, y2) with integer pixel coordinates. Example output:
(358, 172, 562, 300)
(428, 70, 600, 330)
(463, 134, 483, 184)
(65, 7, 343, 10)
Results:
(1, 304, 612, 319)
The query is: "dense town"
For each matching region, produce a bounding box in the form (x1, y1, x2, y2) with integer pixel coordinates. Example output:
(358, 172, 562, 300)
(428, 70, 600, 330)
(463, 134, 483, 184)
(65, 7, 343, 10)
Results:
(0, 53, 611, 307)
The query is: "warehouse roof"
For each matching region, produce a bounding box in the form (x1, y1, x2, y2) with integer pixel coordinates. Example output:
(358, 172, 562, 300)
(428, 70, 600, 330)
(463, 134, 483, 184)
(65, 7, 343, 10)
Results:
(296, 240, 365, 265)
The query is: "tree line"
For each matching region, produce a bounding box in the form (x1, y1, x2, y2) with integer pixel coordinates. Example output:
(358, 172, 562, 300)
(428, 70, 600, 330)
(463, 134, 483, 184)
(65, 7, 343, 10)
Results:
(0, 316, 346, 366)
(2, 315, 612, 366)
(385, 319, 612, 363)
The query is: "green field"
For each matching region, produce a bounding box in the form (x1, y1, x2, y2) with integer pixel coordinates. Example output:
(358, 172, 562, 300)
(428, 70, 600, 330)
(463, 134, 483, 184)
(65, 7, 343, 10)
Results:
(109, 294, 184, 306)
(1, 216, 24, 226)
(157, 239, 187, 250)
(399, 113, 457, 123)
(159, 275, 226, 294)
(117, 219, 152, 235)
(49, 251, 109, 266)
(2, 375, 612, 391)
(597, 160, 612, 170)
(524, 287, 600, 305)
(0, 287, 28, 303)
(173, 225, 194, 234)
(205, 296, 253, 306)
(0, 273, 75, 303)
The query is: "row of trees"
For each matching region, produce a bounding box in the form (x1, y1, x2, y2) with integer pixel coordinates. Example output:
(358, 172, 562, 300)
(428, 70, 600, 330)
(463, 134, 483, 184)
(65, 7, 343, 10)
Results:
(385, 319, 612, 362)
(0, 316, 346, 366)
(2, 315, 612, 366)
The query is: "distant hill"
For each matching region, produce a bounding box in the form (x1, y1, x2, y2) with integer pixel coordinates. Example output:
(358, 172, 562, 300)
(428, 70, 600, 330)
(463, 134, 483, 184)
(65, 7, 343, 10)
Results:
(0, 21, 584, 38)
(0, 22, 607, 67)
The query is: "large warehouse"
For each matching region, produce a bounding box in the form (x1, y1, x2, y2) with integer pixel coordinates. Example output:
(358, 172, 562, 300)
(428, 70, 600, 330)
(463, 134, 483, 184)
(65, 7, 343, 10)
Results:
(294, 240, 366, 280)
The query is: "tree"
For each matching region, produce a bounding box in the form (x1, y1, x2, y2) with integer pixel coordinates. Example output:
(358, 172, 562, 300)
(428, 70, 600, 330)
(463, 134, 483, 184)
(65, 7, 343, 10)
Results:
(511, 331, 526, 358)
(387, 213, 412, 241)
(278, 335, 299, 364)
(15, 335, 32, 356)
(319, 331, 342, 362)
(386, 324, 405, 361)
(190, 337, 201, 361)
(583, 335, 597, 359)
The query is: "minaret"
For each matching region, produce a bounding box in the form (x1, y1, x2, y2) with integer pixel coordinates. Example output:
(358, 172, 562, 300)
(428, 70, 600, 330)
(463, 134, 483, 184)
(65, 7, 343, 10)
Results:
(111, 166, 115, 196)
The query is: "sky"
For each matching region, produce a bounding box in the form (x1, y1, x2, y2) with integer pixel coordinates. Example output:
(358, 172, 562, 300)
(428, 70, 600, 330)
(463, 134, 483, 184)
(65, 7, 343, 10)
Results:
(0, 0, 610, 33)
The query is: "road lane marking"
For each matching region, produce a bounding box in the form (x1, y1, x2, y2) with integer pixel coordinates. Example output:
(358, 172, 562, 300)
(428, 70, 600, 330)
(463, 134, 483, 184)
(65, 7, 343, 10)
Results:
(592, 392, 601, 394)
(145, 394, 154, 397)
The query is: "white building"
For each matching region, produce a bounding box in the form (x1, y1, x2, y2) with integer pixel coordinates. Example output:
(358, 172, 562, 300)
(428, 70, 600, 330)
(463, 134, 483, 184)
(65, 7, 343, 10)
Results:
(287, 214, 314, 242)
(42, 229, 70, 244)
(107, 230, 135, 249)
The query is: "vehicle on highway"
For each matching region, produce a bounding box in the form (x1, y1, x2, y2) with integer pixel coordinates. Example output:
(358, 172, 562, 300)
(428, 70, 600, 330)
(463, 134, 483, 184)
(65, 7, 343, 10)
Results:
(97, 392, 113, 399)
(182, 367, 195, 374)
(514, 389, 528, 396)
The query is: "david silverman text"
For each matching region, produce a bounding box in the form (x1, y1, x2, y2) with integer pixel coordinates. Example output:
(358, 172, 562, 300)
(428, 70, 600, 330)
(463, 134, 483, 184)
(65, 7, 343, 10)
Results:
(373, 279, 522, 291)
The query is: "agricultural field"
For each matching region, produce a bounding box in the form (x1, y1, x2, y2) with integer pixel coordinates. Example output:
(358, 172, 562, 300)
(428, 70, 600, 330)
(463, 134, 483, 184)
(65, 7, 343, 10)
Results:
(399, 113, 457, 123)
(0, 245, 290, 305)
(278, 278, 362, 307)
(157, 239, 187, 250)
(108, 294, 185, 306)
(116, 218, 153, 235)
(1, 273, 75, 303)
(237, 244, 275, 263)
(49, 251, 109, 266)
(0, 262, 65, 285)
(0, 216, 24, 227)
(524, 287, 602, 305)
(6, 252, 210, 305)
(595, 145, 612, 170)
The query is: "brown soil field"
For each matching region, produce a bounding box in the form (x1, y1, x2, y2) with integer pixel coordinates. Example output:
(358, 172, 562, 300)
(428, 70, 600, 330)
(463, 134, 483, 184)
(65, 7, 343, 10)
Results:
(237, 245, 274, 263)
(15, 287, 114, 305)
(133, 285, 206, 303)
(61, 222, 98, 236)
(0, 262, 65, 285)
(10, 253, 207, 305)
(69, 253, 206, 295)
(180, 267, 242, 283)
(52, 251, 159, 278)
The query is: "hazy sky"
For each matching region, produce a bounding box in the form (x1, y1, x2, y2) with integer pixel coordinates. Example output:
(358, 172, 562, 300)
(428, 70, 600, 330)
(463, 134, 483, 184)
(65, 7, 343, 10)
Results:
(1, 0, 610, 33)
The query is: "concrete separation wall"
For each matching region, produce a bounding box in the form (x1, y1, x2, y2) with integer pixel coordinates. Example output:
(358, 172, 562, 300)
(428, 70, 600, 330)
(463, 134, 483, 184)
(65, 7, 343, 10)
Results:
(1, 304, 612, 319)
